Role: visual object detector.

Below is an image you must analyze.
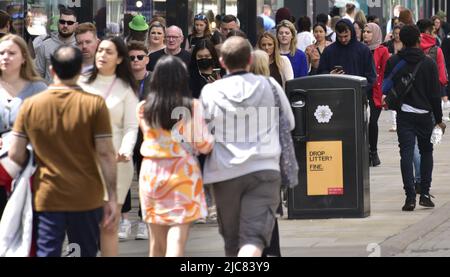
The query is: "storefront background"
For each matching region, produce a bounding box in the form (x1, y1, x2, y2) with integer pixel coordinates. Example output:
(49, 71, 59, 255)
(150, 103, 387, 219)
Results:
(0, 0, 107, 37)
(1, 0, 449, 42)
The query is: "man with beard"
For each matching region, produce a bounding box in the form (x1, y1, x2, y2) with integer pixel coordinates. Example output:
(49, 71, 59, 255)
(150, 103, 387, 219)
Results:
(75, 22, 99, 75)
(35, 8, 78, 83)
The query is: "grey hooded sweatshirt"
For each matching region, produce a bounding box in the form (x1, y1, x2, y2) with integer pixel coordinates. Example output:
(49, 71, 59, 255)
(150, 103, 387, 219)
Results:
(200, 73, 295, 184)
(35, 32, 77, 84)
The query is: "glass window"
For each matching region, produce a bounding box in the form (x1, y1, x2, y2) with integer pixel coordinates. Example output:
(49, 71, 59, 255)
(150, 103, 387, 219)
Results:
(0, 1, 108, 41)
(225, 0, 237, 15)
(270, 0, 285, 12)
(187, 0, 220, 36)
(152, 0, 166, 17)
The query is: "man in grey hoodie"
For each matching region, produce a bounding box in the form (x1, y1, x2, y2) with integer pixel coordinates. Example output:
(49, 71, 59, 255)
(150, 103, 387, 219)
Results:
(35, 8, 78, 83)
(200, 37, 295, 257)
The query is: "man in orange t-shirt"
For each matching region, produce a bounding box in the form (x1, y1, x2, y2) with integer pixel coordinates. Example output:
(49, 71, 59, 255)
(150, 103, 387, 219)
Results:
(9, 45, 117, 257)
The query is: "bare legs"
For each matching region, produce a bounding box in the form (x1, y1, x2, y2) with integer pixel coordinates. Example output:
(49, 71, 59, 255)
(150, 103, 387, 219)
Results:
(148, 223, 191, 257)
(100, 204, 122, 257)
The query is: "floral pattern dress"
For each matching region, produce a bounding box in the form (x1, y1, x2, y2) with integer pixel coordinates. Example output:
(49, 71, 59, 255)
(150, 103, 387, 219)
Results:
(138, 99, 214, 225)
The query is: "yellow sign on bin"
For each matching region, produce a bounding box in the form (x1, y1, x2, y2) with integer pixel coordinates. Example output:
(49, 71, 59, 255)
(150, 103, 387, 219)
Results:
(306, 141, 344, 196)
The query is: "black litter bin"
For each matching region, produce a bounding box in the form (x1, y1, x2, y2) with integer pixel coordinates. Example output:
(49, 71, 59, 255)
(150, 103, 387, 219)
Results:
(286, 75, 370, 219)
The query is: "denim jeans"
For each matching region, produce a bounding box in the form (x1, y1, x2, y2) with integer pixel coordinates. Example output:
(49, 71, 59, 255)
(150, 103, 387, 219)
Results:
(34, 208, 103, 257)
(397, 111, 434, 198)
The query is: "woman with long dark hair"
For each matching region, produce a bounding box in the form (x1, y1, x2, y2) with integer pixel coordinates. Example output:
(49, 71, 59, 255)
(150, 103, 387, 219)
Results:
(139, 55, 213, 256)
(305, 23, 332, 75)
(80, 36, 139, 256)
(189, 39, 221, 98)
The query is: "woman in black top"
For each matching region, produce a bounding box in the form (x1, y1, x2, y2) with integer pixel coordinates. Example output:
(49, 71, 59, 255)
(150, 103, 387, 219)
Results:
(189, 39, 221, 98)
(185, 14, 212, 51)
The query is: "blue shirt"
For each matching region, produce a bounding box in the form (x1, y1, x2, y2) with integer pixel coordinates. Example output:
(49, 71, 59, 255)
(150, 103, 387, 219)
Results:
(282, 49, 309, 78)
(261, 15, 275, 31)
(0, 81, 47, 133)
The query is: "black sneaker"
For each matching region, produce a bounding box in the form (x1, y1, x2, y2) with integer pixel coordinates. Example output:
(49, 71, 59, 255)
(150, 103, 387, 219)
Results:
(402, 197, 416, 211)
(370, 151, 381, 167)
(419, 194, 435, 208)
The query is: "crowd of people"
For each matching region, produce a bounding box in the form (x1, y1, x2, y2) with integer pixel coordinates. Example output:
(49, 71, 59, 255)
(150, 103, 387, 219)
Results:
(0, 2, 449, 257)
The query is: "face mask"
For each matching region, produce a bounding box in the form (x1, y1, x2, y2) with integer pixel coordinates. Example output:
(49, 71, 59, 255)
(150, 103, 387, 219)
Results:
(197, 58, 213, 70)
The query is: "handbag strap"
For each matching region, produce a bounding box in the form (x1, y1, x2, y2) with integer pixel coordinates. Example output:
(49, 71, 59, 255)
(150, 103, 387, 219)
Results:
(266, 78, 282, 110)
(410, 58, 426, 81)
(402, 58, 426, 96)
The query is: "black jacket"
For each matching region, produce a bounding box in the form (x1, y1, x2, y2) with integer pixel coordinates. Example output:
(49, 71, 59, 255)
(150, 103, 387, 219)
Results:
(384, 47, 443, 124)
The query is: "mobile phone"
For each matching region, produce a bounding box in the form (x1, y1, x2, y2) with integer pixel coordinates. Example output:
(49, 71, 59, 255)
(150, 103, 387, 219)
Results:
(333, 65, 344, 71)
(212, 68, 221, 79)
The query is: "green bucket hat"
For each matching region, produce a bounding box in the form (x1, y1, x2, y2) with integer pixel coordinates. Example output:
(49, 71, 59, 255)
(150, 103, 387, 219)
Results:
(129, 14, 149, 31)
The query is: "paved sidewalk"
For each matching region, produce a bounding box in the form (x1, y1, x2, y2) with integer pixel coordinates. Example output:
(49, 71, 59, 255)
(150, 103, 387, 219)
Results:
(119, 110, 450, 257)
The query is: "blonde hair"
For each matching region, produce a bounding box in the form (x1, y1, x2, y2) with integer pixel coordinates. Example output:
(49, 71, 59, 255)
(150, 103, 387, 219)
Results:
(0, 34, 42, 82)
(276, 20, 298, 56)
(250, 50, 270, 76)
(354, 10, 367, 25)
(257, 32, 282, 74)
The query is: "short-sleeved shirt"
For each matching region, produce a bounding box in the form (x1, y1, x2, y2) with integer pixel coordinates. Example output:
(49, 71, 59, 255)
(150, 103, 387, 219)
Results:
(13, 85, 113, 212)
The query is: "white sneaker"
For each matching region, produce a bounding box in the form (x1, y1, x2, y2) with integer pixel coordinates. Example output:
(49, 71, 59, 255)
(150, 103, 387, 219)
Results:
(194, 218, 207, 224)
(442, 101, 450, 121)
(443, 100, 450, 109)
(118, 219, 132, 240)
(135, 222, 149, 240)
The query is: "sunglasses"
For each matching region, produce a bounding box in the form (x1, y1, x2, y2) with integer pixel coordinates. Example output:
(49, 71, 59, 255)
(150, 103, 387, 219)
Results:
(12, 13, 24, 20)
(194, 14, 207, 21)
(130, 55, 146, 61)
(59, 19, 76, 26)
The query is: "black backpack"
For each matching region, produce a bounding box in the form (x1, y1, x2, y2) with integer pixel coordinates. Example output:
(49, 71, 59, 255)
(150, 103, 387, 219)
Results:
(426, 46, 439, 63)
(384, 59, 425, 111)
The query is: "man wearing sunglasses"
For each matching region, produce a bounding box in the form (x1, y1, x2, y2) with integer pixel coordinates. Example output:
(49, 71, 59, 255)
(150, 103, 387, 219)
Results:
(118, 42, 152, 241)
(35, 8, 78, 84)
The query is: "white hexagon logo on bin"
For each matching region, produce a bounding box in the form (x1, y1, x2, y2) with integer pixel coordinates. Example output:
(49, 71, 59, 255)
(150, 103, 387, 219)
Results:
(314, 105, 333, 124)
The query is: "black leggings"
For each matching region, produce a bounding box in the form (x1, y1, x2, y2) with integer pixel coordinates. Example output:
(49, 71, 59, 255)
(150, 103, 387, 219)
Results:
(369, 98, 382, 152)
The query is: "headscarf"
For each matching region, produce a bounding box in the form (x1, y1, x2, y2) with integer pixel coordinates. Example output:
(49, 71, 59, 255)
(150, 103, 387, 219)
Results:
(365, 22, 382, 50)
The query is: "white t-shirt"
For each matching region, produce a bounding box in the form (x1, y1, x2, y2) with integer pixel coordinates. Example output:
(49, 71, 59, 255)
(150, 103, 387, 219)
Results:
(296, 31, 315, 52)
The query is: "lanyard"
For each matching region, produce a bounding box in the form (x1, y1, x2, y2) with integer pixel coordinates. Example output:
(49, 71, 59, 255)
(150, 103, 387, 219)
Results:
(139, 72, 148, 99)
(103, 78, 117, 99)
